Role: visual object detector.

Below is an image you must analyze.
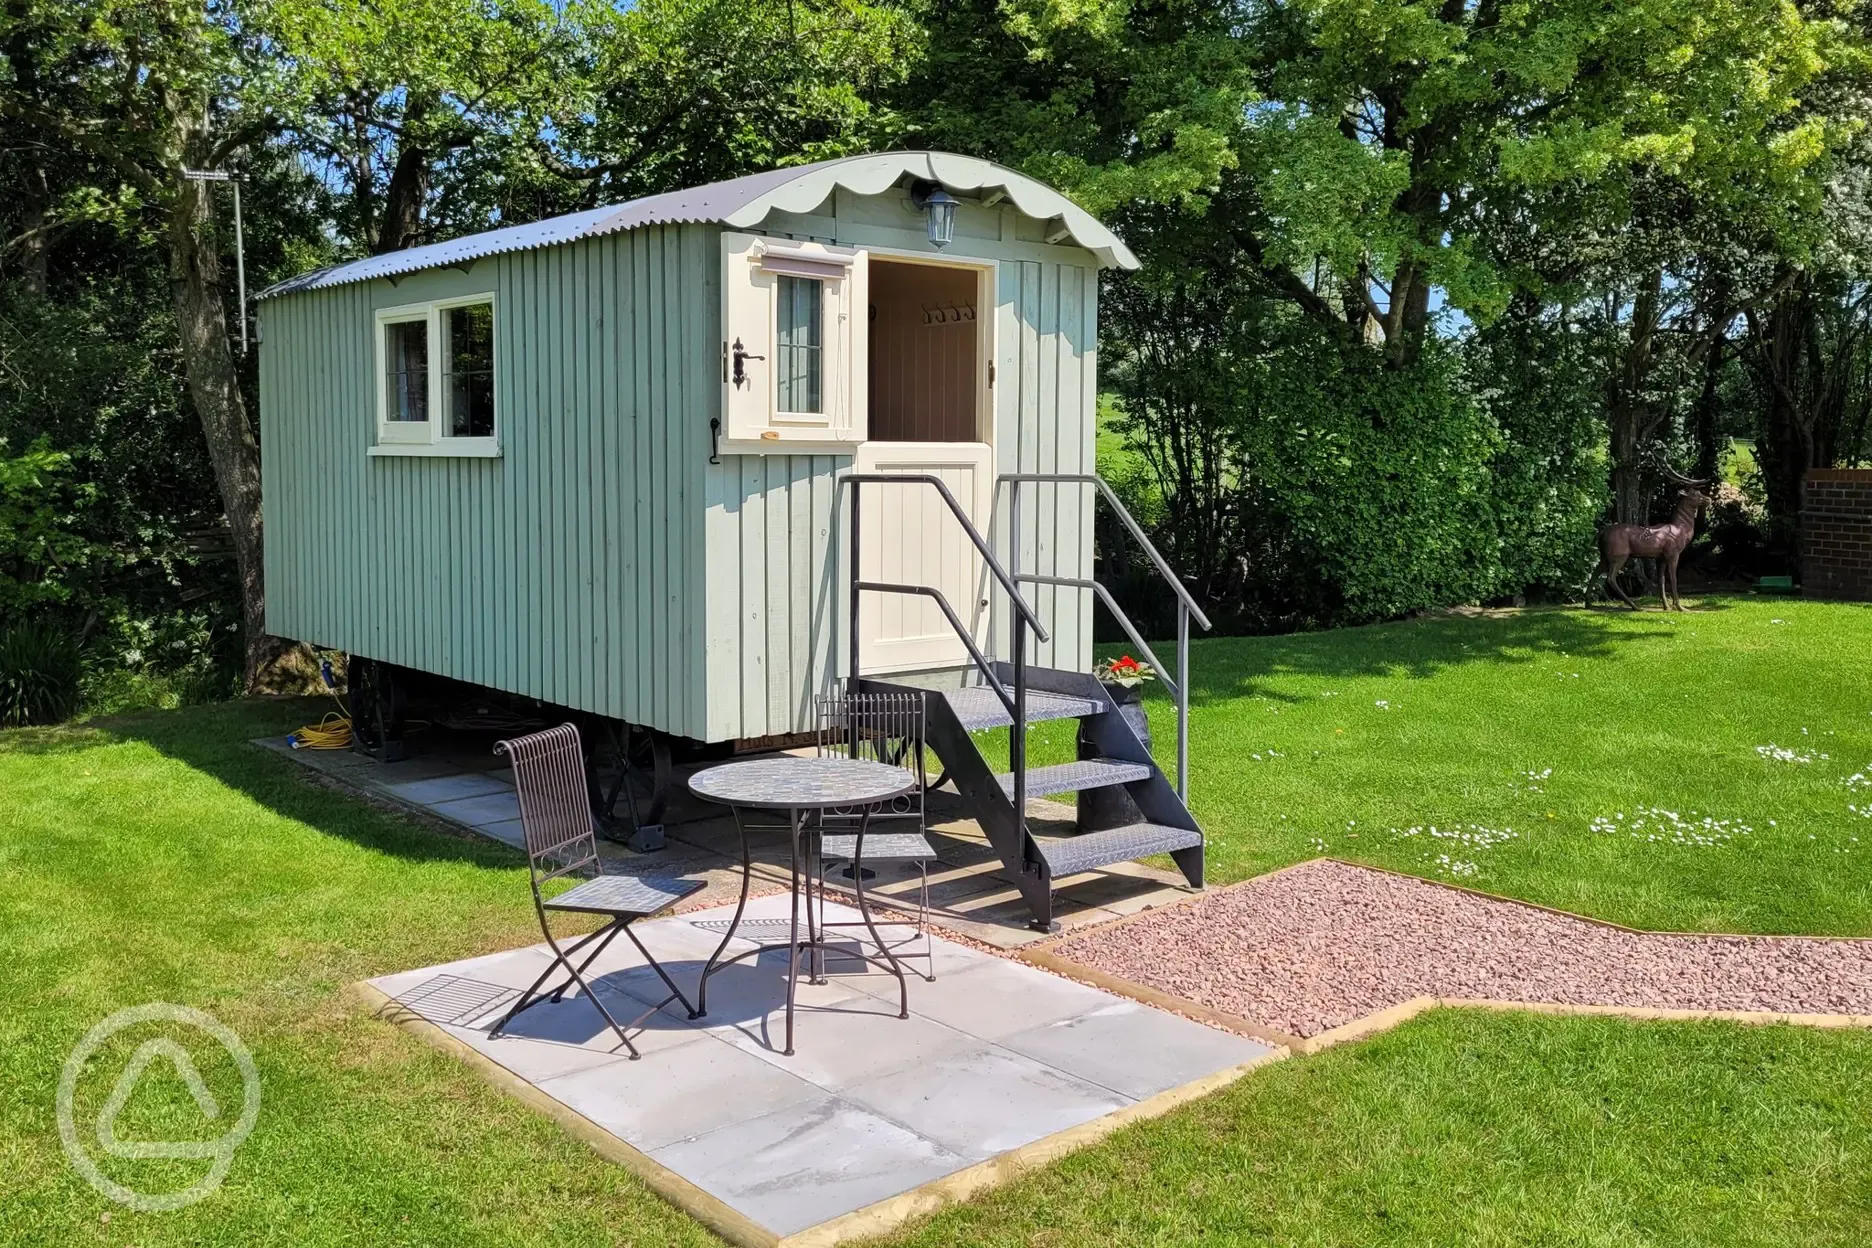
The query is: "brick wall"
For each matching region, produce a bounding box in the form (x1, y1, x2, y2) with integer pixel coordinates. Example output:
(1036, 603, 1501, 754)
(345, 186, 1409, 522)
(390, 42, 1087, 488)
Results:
(1803, 469, 1872, 600)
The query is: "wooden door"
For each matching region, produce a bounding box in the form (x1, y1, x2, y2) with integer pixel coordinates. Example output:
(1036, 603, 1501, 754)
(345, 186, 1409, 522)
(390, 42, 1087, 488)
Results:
(852, 440, 994, 674)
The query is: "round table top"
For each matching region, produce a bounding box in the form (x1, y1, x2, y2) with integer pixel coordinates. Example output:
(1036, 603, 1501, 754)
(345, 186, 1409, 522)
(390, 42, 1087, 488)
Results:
(688, 756, 915, 811)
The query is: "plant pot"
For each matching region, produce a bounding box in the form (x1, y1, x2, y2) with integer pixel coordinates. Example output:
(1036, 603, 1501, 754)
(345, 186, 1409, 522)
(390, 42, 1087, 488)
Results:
(1077, 681, 1151, 831)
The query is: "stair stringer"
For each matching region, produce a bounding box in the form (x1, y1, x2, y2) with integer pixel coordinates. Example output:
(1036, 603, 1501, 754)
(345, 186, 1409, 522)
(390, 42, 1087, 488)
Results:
(858, 677, 1056, 926)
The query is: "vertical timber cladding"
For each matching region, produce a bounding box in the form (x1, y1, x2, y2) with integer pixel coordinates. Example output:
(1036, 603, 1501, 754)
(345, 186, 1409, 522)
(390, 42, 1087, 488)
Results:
(699, 191, 1100, 742)
(258, 224, 718, 739)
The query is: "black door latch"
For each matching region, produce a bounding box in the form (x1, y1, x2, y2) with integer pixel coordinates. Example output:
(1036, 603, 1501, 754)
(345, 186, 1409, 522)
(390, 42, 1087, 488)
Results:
(730, 337, 764, 390)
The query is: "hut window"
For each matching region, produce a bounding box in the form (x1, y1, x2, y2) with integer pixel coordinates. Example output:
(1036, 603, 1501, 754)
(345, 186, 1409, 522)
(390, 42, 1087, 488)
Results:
(444, 302, 495, 438)
(372, 295, 499, 456)
(383, 317, 429, 426)
(775, 276, 823, 415)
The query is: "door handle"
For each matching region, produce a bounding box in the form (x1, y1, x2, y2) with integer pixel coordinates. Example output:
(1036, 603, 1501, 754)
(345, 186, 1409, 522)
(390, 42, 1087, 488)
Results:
(730, 338, 765, 390)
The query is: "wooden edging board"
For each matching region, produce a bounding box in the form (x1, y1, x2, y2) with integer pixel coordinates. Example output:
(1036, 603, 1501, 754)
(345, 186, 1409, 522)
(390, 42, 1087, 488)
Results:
(351, 980, 1289, 1248)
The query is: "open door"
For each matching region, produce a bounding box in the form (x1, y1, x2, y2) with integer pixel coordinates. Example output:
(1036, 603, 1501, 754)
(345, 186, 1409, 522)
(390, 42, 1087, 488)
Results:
(854, 259, 995, 674)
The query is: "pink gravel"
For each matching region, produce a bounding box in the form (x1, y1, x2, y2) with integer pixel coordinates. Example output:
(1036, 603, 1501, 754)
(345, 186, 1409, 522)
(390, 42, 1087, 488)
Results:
(1051, 859, 1872, 1038)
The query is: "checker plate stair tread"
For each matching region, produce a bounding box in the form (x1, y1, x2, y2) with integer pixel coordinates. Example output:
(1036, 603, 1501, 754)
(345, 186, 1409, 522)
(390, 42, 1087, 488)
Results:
(1031, 823, 1204, 879)
(997, 757, 1152, 799)
(939, 685, 1105, 730)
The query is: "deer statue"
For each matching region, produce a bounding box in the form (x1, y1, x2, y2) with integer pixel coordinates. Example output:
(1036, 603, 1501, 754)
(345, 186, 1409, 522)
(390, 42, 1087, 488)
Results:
(1592, 467, 1711, 611)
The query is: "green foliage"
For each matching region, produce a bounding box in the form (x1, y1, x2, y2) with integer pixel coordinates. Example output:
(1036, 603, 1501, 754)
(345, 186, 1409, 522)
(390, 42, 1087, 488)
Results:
(1244, 343, 1511, 622)
(0, 618, 83, 726)
(0, 438, 95, 618)
(900, 0, 1251, 216)
(1103, 223, 1606, 631)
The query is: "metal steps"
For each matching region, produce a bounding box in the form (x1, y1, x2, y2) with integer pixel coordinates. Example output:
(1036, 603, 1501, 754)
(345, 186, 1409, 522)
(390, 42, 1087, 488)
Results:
(871, 663, 1204, 931)
(1031, 822, 1205, 879)
(997, 758, 1152, 799)
(939, 685, 1105, 730)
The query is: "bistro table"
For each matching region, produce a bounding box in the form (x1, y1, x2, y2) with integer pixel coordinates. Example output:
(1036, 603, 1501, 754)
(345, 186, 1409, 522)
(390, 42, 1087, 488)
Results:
(687, 755, 916, 1056)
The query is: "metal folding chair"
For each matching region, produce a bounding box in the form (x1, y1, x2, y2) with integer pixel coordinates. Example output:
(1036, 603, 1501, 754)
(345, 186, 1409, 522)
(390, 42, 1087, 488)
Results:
(811, 689, 938, 981)
(488, 723, 703, 1059)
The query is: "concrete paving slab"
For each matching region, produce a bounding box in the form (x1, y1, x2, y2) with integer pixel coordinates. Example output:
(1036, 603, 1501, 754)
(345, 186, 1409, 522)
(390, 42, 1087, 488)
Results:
(648, 1095, 971, 1238)
(995, 999, 1273, 1102)
(383, 771, 514, 805)
(841, 1041, 1128, 1161)
(479, 818, 527, 850)
(844, 955, 1116, 1040)
(537, 1035, 824, 1152)
(426, 790, 523, 828)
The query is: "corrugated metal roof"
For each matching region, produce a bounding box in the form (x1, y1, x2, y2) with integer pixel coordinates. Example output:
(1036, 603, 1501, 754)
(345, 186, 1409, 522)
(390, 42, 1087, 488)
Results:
(259, 151, 1137, 299)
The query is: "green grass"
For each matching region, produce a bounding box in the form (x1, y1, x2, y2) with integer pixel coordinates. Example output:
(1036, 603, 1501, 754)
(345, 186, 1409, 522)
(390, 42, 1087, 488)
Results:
(0, 702, 719, 1246)
(1113, 595, 1872, 935)
(879, 1009, 1872, 1248)
(5, 599, 1872, 1244)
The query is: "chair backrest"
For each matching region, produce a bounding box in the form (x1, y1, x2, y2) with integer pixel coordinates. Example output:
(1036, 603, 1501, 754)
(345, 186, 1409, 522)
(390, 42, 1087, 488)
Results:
(494, 723, 600, 884)
(815, 689, 926, 820)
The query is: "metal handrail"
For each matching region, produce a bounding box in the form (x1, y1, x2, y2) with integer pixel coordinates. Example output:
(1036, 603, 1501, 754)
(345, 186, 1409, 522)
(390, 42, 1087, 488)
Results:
(842, 473, 1047, 862)
(998, 471, 1212, 799)
(842, 473, 1048, 643)
(998, 473, 1213, 631)
(854, 582, 1016, 716)
(1013, 573, 1177, 701)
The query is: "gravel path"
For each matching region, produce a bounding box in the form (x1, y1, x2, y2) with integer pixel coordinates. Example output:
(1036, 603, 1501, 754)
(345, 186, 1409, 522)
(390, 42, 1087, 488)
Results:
(1051, 859, 1872, 1038)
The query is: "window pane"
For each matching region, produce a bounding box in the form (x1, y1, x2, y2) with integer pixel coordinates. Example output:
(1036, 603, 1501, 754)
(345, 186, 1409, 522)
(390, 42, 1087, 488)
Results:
(776, 276, 822, 414)
(385, 319, 428, 422)
(444, 302, 495, 438)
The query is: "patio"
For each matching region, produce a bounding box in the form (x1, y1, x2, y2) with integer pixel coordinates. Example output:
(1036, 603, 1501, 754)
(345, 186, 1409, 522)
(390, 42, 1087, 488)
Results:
(361, 891, 1277, 1246)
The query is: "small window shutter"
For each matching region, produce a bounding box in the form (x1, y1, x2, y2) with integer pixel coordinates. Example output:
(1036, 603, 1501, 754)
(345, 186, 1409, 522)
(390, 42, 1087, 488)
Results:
(720, 231, 867, 449)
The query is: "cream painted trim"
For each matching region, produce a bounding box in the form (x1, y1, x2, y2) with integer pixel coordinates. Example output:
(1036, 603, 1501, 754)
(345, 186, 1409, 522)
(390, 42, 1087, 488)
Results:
(371, 292, 499, 453)
(367, 440, 501, 459)
(721, 152, 1140, 270)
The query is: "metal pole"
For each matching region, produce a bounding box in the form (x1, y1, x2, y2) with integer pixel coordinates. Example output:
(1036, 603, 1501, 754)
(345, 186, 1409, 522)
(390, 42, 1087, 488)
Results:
(1008, 478, 1026, 849)
(232, 178, 247, 354)
(848, 480, 861, 693)
(1007, 479, 1021, 656)
(1176, 601, 1190, 800)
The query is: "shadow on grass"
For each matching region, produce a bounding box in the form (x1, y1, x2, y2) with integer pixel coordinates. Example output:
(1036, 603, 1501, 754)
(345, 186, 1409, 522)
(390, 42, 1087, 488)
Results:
(89, 695, 527, 873)
(1107, 604, 1715, 708)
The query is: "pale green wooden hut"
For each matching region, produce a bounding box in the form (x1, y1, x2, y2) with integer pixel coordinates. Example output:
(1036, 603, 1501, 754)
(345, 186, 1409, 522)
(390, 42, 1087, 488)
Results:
(258, 151, 1208, 928)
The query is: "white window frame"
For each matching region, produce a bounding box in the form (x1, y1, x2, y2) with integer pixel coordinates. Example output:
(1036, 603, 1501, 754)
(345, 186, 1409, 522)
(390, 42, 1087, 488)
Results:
(370, 294, 500, 458)
(719, 232, 868, 453)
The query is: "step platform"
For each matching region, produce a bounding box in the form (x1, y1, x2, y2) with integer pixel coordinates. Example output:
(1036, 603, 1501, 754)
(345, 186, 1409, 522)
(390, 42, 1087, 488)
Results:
(997, 758, 1152, 799)
(1030, 822, 1204, 879)
(939, 685, 1106, 731)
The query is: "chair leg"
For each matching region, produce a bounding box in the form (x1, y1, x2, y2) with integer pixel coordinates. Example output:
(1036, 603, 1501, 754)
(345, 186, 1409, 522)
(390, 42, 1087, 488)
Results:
(490, 917, 642, 1058)
(917, 859, 936, 982)
(622, 920, 696, 1017)
(549, 920, 624, 1003)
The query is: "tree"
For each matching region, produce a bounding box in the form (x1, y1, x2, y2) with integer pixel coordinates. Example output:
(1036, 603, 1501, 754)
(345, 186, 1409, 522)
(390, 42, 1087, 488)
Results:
(543, 0, 918, 203)
(262, 0, 574, 255)
(1240, 0, 1856, 371)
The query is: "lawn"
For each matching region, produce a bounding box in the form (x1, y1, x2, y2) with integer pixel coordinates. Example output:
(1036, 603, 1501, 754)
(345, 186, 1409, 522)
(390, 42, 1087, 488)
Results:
(3, 598, 1870, 1245)
(1122, 594, 1872, 935)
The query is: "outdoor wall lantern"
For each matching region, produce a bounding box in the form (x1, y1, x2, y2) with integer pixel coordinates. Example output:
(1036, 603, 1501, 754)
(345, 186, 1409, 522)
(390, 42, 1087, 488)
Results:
(912, 182, 959, 249)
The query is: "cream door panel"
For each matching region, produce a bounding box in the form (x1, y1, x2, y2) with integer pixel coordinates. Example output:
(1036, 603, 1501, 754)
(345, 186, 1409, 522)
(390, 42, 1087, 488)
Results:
(853, 442, 994, 674)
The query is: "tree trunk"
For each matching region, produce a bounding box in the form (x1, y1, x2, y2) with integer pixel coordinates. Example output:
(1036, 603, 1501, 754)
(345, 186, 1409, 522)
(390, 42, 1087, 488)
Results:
(6, 0, 50, 295)
(374, 140, 431, 254)
(1751, 282, 1815, 532)
(164, 103, 274, 690)
(1692, 338, 1725, 482)
(1607, 270, 1663, 523)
